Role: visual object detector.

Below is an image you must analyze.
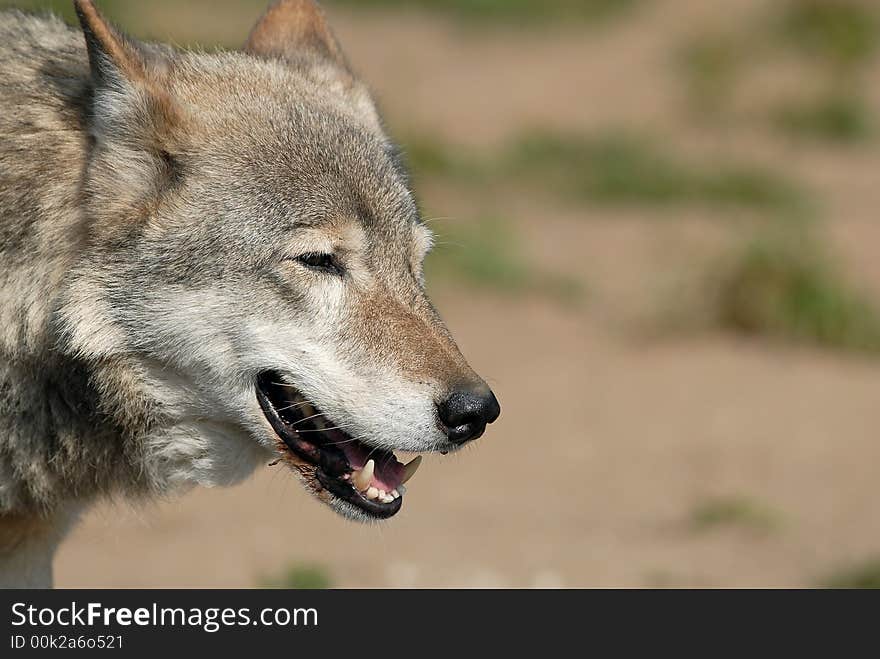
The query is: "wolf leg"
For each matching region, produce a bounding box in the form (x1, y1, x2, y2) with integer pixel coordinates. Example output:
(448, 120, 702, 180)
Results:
(0, 506, 80, 589)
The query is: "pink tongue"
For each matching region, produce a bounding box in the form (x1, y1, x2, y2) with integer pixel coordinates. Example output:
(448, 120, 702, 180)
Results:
(341, 443, 405, 491)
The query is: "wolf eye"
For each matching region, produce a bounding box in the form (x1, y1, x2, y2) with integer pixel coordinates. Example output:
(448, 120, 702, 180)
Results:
(294, 252, 344, 275)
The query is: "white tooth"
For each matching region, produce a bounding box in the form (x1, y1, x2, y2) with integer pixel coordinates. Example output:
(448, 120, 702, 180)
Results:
(366, 487, 379, 500)
(391, 489, 400, 498)
(378, 490, 386, 500)
(382, 494, 394, 503)
(400, 456, 422, 484)
(352, 459, 375, 491)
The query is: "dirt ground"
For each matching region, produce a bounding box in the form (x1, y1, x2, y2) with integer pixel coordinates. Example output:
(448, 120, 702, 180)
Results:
(52, 0, 880, 587)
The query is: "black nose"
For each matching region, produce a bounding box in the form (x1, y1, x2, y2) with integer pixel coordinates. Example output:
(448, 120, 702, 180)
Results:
(437, 387, 501, 444)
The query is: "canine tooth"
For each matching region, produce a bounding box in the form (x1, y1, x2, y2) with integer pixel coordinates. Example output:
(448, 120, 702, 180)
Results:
(400, 456, 422, 484)
(397, 485, 406, 496)
(366, 487, 379, 500)
(352, 459, 374, 491)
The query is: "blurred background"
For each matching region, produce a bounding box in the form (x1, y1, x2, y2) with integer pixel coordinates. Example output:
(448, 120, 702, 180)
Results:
(5, 0, 880, 587)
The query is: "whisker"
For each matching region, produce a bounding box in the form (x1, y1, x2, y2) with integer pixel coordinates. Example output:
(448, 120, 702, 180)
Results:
(290, 412, 329, 427)
(272, 400, 313, 413)
(294, 425, 347, 433)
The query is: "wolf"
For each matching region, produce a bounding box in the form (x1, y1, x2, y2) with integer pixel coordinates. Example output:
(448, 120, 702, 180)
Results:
(0, 0, 500, 588)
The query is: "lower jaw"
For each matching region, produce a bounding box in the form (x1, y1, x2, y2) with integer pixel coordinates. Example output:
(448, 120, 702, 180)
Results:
(316, 469, 403, 519)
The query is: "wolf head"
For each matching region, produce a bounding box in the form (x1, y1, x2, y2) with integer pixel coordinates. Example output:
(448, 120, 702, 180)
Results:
(53, 0, 499, 520)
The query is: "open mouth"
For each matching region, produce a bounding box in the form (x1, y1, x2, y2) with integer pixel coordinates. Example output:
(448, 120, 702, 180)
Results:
(255, 371, 421, 519)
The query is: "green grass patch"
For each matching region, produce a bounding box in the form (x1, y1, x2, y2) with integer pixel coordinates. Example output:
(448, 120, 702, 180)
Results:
(714, 235, 880, 353)
(3, 0, 86, 22)
(821, 557, 880, 588)
(504, 132, 805, 210)
(401, 137, 482, 183)
(689, 496, 781, 533)
(426, 217, 583, 302)
(403, 132, 806, 212)
(770, 94, 873, 143)
(775, 0, 879, 70)
(1, 0, 271, 44)
(327, 0, 643, 25)
(678, 35, 747, 117)
(4, 0, 644, 34)
(261, 563, 334, 589)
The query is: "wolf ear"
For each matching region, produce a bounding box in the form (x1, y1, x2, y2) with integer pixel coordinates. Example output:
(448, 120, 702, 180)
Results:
(244, 0, 385, 135)
(74, 0, 148, 86)
(73, 0, 181, 224)
(244, 0, 349, 70)
(74, 0, 177, 122)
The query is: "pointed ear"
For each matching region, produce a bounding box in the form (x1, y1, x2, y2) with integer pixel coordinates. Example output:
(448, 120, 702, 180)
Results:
(72, 1, 182, 225)
(72, 0, 178, 139)
(74, 0, 147, 86)
(244, 0, 349, 70)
